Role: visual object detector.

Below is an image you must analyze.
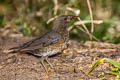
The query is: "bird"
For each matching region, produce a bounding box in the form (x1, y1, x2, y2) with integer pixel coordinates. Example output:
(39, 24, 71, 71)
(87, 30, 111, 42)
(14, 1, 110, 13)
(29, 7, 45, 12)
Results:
(7, 15, 78, 73)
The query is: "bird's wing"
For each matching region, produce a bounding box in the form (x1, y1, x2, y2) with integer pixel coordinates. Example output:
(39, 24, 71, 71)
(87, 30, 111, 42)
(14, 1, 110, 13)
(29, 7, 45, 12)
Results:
(10, 31, 62, 51)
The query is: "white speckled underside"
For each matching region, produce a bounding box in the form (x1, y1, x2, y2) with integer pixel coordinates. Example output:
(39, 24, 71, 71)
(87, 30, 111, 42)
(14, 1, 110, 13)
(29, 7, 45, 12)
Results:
(33, 50, 60, 57)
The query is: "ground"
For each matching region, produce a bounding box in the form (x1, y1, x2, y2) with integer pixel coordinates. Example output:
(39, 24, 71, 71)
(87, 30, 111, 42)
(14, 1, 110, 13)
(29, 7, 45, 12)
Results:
(0, 36, 120, 80)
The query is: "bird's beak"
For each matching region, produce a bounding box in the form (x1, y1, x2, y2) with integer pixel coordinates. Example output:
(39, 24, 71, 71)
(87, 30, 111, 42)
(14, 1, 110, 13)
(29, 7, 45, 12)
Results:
(72, 16, 78, 19)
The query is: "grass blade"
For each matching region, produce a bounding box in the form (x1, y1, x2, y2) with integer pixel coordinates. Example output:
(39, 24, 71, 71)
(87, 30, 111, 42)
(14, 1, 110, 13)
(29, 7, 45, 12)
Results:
(106, 71, 120, 77)
(104, 58, 120, 69)
(87, 58, 102, 74)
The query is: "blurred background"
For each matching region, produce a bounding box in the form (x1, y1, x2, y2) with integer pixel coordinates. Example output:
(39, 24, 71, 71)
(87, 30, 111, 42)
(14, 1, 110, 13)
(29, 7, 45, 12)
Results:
(0, 0, 120, 43)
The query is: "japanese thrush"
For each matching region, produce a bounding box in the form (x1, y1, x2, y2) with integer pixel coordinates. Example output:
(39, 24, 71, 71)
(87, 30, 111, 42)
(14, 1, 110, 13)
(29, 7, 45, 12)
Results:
(9, 15, 77, 73)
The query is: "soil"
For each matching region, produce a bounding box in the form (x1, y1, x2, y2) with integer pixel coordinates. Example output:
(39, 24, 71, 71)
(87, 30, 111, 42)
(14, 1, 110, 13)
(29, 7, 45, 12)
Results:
(0, 36, 120, 80)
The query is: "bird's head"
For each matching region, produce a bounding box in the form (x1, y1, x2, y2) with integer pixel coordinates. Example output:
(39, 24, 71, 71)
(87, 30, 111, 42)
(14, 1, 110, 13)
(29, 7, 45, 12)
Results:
(56, 15, 78, 23)
(53, 15, 78, 32)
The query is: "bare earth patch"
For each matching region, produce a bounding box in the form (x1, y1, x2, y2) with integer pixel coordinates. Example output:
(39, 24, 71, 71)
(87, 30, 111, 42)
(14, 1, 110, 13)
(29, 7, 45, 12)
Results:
(0, 36, 120, 80)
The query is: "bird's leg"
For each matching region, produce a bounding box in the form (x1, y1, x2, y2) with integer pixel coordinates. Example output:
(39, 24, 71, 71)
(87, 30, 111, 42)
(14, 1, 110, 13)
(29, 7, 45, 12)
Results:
(40, 57, 48, 73)
(45, 57, 54, 69)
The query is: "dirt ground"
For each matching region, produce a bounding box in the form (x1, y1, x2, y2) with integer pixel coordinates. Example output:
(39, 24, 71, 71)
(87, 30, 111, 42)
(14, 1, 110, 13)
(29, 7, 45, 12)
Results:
(0, 36, 120, 80)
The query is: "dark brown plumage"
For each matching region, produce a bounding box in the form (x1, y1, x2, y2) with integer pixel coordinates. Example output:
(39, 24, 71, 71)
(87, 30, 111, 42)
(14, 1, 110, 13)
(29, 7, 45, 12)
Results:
(9, 15, 77, 73)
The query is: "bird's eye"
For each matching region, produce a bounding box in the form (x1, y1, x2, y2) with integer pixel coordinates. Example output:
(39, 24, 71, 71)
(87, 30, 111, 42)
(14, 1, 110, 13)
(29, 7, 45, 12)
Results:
(64, 17, 71, 22)
(64, 17, 68, 21)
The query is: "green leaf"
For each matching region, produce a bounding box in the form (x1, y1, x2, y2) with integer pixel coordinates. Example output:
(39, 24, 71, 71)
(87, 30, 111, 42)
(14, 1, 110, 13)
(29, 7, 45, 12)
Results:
(106, 71, 120, 77)
(104, 58, 120, 69)
(112, 67, 119, 72)
(87, 58, 102, 74)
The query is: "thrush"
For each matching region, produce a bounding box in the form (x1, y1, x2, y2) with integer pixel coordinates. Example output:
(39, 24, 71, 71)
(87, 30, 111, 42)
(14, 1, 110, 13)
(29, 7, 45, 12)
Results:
(8, 15, 77, 73)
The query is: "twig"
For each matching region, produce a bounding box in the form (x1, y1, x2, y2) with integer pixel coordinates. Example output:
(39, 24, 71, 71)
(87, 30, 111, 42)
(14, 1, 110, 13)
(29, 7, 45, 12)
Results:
(53, 0, 58, 15)
(76, 48, 116, 53)
(76, 25, 100, 42)
(77, 17, 92, 40)
(68, 25, 74, 31)
(66, 7, 80, 16)
(75, 20, 103, 25)
(68, 20, 103, 31)
(66, 7, 74, 12)
(87, 0, 94, 33)
(46, 16, 58, 24)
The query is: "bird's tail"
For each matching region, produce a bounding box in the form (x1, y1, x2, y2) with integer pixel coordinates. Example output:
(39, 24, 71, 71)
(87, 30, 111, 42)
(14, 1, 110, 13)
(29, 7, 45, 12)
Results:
(3, 46, 21, 53)
(9, 46, 21, 50)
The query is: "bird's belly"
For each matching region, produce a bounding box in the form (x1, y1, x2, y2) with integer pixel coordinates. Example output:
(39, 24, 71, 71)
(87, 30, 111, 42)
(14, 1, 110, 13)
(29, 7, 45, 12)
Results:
(34, 50, 60, 57)
(34, 42, 68, 57)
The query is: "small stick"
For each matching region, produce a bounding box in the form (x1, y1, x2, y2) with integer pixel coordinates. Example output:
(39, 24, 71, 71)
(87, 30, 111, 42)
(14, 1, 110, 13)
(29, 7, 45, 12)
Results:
(87, 0, 94, 33)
